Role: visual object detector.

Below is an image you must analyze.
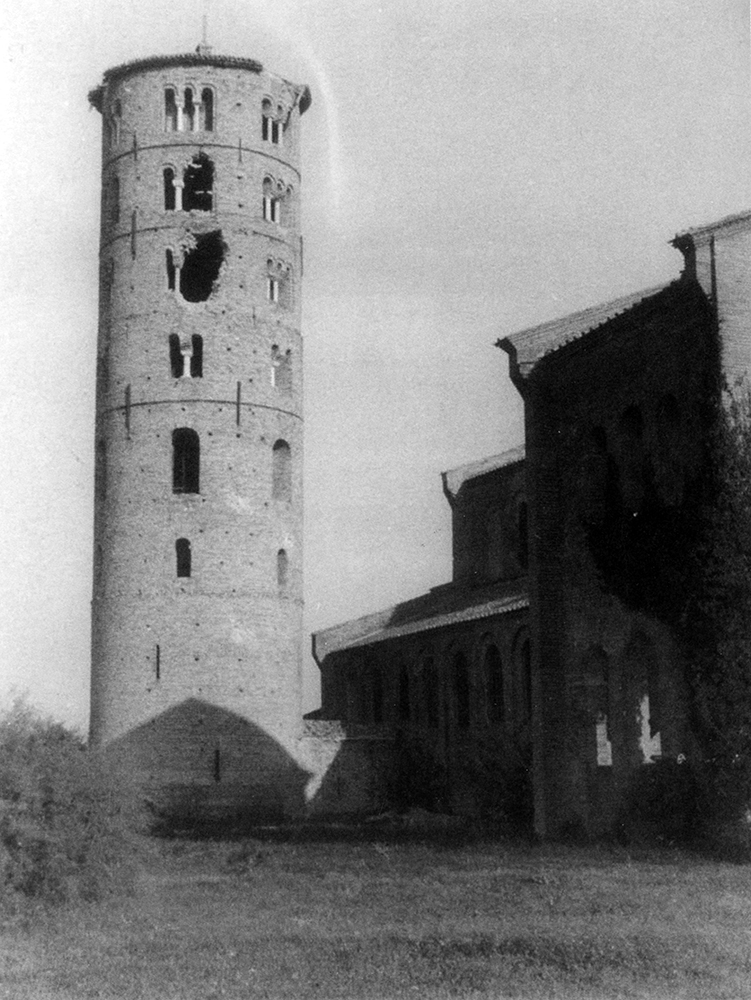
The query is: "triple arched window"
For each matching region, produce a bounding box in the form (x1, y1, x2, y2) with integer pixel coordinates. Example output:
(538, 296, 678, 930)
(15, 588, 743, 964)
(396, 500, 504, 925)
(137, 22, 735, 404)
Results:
(164, 87, 215, 132)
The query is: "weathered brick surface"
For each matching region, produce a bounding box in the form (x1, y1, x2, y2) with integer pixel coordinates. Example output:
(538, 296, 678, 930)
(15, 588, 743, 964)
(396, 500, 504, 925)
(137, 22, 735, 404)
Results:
(90, 55, 309, 790)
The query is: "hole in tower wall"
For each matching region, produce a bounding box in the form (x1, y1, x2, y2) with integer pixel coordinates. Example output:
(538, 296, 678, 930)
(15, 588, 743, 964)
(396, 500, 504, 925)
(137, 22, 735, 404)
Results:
(180, 231, 225, 302)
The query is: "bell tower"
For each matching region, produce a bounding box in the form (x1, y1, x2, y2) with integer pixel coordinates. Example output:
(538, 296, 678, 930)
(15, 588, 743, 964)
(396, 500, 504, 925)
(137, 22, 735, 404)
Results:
(88, 49, 311, 805)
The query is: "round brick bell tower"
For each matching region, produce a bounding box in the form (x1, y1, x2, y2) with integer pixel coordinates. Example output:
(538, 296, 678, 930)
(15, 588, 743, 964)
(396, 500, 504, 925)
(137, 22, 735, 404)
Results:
(88, 48, 311, 810)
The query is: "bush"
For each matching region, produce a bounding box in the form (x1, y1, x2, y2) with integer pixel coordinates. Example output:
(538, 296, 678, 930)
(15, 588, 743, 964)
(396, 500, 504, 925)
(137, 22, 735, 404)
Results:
(618, 756, 700, 846)
(0, 699, 146, 908)
(462, 733, 534, 831)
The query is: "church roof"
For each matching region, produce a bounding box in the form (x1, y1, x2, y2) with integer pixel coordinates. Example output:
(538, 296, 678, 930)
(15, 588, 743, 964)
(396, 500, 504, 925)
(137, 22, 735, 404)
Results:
(672, 208, 751, 246)
(497, 282, 672, 383)
(442, 446, 525, 499)
(312, 579, 528, 663)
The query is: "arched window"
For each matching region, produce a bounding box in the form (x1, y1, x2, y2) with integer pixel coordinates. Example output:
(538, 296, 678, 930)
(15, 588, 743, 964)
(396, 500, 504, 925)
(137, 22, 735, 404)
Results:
(271, 346, 292, 392)
(398, 665, 411, 722)
(263, 177, 281, 223)
(519, 638, 532, 723)
(172, 428, 199, 494)
(655, 394, 684, 506)
(163, 167, 176, 211)
(262, 99, 282, 144)
(266, 259, 291, 308)
(618, 405, 645, 513)
(272, 440, 292, 501)
(423, 656, 439, 728)
(578, 425, 609, 525)
(169, 334, 183, 378)
(277, 548, 288, 588)
(182, 154, 213, 212)
(454, 652, 470, 729)
(176, 538, 191, 577)
(111, 99, 122, 146)
(191, 335, 203, 378)
(485, 645, 504, 724)
(164, 88, 178, 131)
(183, 88, 196, 131)
(200, 88, 214, 131)
(624, 632, 662, 754)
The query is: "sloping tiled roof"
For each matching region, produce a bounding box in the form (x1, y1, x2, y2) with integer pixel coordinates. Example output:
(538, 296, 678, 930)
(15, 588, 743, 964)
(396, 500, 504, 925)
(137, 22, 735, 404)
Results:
(672, 209, 751, 246)
(498, 282, 672, 381)
(442, 446, 525, 498)
(313, 579, 528, 662)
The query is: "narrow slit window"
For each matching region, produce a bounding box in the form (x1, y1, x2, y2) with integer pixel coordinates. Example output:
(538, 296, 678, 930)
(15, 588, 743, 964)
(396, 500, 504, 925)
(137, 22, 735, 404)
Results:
(267, 277, 279, 303)
(166, 249, 176, 291)
(176, 538, 191, 577)
(277, 548, 288, 587)
(172, 428, 200, 494)
(191, 335, 203, 378)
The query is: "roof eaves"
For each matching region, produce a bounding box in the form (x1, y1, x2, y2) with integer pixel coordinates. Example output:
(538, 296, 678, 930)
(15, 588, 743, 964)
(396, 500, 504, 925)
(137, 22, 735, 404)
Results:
(498, 281, 674, 380)
(320, 593, 529, 656)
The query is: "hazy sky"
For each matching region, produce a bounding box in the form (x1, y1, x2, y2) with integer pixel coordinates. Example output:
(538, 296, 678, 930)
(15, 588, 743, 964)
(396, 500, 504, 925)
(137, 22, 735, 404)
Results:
(1, 0, 749, 730)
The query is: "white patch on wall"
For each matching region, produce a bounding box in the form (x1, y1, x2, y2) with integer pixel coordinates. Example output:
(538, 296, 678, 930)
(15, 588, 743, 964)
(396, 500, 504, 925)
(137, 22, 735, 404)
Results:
(639, 694, 662, 762)
(596, 713, 612, 766)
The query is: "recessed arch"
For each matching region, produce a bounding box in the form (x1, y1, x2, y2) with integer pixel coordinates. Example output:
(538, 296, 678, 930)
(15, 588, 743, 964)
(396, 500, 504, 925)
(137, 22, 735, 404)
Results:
(172, 428, 199, 494)
(272, 439, 292, 501)
(176, 538, 191, 578)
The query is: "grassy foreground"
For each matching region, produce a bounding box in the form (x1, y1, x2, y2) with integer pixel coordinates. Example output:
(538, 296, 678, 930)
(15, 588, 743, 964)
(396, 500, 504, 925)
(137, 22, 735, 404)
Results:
(2, 829, 751, 1000)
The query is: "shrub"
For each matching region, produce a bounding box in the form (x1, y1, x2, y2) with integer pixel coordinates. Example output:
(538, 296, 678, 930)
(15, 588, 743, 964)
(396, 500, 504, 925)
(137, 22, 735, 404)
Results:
(461, 733, 534, 831)
(390, 733, 448, 813)
(0, 699, 145, 908)
(618, 756, 700, 846)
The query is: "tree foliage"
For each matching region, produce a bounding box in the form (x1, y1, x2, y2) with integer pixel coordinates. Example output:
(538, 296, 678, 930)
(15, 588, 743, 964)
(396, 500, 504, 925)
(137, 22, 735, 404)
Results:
(0, 699, 145, 908)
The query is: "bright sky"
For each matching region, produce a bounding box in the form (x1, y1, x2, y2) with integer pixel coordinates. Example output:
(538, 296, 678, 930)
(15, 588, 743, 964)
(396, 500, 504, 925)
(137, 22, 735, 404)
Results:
(1, 0, 749, 731)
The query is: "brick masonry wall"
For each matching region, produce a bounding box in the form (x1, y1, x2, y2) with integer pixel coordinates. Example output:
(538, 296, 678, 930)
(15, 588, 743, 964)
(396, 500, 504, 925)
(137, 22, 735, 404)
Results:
(90, 58, 308, 787)
(526, 281, 714, 835)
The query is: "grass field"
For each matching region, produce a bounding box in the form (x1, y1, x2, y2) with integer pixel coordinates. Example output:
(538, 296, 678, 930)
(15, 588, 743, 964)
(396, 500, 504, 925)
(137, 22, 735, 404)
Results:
(2, 826, 751, 1000)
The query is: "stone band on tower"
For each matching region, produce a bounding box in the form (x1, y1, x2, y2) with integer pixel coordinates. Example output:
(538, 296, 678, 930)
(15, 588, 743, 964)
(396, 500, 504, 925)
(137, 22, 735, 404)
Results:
(88, 51, 311, 807)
